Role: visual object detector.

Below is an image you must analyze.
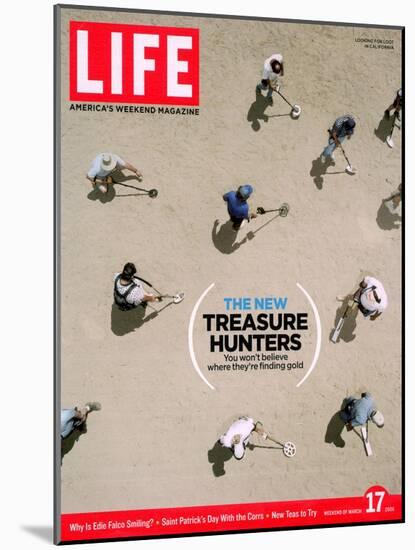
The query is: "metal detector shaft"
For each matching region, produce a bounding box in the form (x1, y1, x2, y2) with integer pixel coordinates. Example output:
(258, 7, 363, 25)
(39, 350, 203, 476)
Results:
(277, 90, 295, 109)
(389, 112, 398, 138)
(262, 207, 283, 214)
(332, 136, 353, 166)
(134, 276, 162, 295)
(264, 434, 284, 447)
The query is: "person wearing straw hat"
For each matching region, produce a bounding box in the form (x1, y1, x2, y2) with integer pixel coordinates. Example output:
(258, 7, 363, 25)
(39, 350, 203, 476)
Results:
(320, 115, 356, 163)
(86, 152, 142, 194)
(113, 262, 159, 311)
(219, 416, 267, 460)
(340, 393, 384, 431)
(61, 402, 101, 439)
(256, 53, 284, 106)
(223, 184, 257, 231)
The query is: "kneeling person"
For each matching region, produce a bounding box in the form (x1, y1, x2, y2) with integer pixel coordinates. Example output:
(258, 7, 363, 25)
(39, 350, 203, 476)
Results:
(219, 416, 266, 460)
(340, 392, 384, 431)
(354, 276, 388, 320)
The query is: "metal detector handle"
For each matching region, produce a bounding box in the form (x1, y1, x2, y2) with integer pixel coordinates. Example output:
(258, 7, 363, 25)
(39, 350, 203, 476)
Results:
(133, 275, 153, 288)
(388, 112, 398, 138)
(264, 434, 283, 447)
(276, 90, 294, 109)
(336, 138, 352, 166)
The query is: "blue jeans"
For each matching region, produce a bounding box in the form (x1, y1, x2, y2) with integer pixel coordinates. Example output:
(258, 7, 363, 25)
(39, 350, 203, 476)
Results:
(322, 135, 345, 158)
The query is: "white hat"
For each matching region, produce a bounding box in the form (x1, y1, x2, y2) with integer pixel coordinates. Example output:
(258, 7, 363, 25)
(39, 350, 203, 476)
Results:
(371, 410, 384, 428)
(233, 441, 245, 460)
(100, 153, 117, 172)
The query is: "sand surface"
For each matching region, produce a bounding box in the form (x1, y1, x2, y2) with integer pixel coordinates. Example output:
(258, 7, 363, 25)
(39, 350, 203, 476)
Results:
(58, 8, 402, 514)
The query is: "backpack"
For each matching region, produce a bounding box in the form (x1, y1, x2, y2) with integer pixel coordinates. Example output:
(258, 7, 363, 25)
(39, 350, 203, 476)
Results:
(114, 275, 138, 311)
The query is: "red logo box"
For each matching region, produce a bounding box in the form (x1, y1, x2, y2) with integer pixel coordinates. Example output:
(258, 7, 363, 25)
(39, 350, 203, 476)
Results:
(69, 21, 199, 105)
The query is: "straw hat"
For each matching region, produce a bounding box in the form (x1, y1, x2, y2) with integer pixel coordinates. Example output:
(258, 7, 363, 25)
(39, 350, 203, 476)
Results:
(100, 153, 117, 172)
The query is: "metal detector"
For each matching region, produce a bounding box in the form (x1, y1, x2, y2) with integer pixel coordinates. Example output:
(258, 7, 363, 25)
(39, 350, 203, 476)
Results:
(134, 276, 184, 304)
(386, 112, 399, 148)
(337, 140, 356, 175)
(331, 299, 357, 343)
(360, 423, 373, 457)
(265, 434, 297, 458)
(257, 203, 290, 217)
(276, 90, 302, 119)
(113, 178, 158, 198)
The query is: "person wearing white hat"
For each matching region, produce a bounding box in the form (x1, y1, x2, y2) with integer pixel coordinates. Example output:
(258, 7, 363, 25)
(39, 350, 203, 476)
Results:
(256, 53, 284, 106)
(219, 416, 266, 460)
(340, 393, 384, 431)
(86, 152, 142, 194)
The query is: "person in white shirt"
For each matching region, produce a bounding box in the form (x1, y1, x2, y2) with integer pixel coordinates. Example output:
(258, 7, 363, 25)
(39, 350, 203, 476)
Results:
(113, 262, 158, 311)
(354, 276, 388, 320)
(256, 53, 284, 106)
(86, 152, 143, 194)
(219, 416, 266, 460)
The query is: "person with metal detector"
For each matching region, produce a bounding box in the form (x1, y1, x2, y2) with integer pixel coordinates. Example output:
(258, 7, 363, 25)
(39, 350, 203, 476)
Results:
(384, 88, 402, 121)
(321, 115, 356, 164)
(339, 393, 384, 457)
(340, 393, 384, 431)
(219, 417, 296, 460)
(86, 152, 143, 194)
(61, 402, 102, 439)
(354, 276, 388, 321)
(219, 416, 267, 460)
(256, 53, 284, 106)
(223, 184, 257, 231)
(113, 262, 159, 311)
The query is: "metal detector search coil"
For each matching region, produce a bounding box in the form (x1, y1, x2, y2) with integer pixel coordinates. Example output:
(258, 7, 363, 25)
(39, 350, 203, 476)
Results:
(283, 441, 296, 458)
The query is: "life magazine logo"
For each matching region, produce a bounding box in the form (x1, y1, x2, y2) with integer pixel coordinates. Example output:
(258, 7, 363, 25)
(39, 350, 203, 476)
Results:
(69, 21, 199, 105)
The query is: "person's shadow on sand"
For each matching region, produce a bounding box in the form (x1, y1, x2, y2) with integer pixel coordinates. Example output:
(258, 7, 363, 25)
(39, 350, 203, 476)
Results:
(325, 399, 349, 448)
(247, 92, 291, 131)
(376, 199, 401, 230)
(211, 219, 252, 254)
(61, 424, 88, 463)
(208, 440, 234, 477)
(87, 184, 116, 203)
(87, 171, 150, 201)
(329, 295, 358, 343)
(247, 93, 270, 131)
(111, 301, 174, 336)
(310, 156, 336, 190)
(374, 113, 397, 143)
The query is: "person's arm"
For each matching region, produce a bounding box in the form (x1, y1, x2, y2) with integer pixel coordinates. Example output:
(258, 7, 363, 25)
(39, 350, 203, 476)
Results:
(142, 293, 159, 303)
(370, 310, 382, 321)
(123, 161, 142, 178)
(353, 279, 366, 301)
(279, 62, 284, 77)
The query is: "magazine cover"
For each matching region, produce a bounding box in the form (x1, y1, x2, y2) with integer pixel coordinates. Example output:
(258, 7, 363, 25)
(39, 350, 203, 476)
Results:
(54, 4, 404, 544)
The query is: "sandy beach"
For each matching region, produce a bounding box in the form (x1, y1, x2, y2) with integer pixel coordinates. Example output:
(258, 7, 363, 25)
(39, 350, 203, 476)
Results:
(58, 8, 402, 514)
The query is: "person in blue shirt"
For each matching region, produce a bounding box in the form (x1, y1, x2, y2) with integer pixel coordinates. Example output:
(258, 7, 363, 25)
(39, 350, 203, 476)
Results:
(223, 184, 257, 231)
(321, 114, 356, 163)
(340, 392, 384, 431)
(61, 402, 101, 439)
